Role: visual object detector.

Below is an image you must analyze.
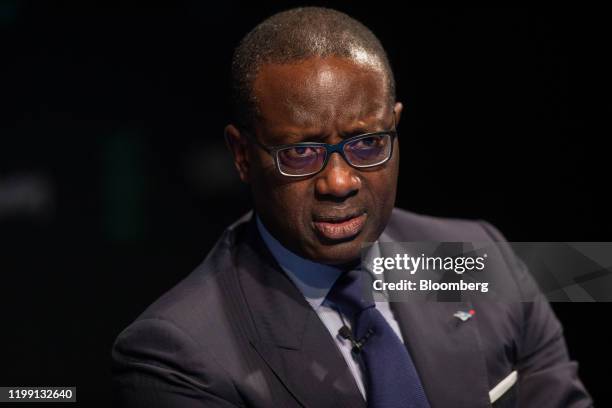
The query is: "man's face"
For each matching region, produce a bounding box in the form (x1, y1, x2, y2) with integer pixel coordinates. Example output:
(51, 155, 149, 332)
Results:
(227, 56, 401, 265)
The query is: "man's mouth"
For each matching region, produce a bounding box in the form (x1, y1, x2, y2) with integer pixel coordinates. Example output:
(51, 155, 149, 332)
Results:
(312, 211, 367, 242)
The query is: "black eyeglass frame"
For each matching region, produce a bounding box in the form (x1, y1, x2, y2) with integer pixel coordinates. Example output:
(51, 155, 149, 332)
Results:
(243, 112, 398, 177)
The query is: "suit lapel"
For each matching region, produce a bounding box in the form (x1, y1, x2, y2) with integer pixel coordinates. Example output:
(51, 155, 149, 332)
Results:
(390, 300, 492, 408)
(235, 218, 366, 408)
(379, 226, 492, 408)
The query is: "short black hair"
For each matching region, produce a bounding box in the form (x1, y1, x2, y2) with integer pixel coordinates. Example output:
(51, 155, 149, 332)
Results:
(230, 6, 396, 129)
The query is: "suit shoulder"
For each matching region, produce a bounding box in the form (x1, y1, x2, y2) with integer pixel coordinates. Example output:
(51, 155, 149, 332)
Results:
(117, 214, 253, 347)
(386, 207, 501, 242)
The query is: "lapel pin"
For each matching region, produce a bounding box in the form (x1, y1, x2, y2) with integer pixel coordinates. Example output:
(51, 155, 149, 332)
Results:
(453, 309, 475, 322)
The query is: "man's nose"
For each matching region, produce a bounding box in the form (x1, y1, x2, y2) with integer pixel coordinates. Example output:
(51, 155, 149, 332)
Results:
(314, 153, 361, 198)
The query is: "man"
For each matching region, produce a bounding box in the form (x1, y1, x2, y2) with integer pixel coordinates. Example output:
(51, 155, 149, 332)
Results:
(112, 7, 592, 407)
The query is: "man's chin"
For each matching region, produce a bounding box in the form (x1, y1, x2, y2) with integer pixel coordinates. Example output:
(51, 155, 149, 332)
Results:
(306, 240, 363, 266)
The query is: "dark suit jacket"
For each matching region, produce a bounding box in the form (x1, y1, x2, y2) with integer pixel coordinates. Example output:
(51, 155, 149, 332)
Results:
(112, 208, 592, 407)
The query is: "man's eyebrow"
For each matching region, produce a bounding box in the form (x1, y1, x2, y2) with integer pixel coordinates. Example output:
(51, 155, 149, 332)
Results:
(342, 126, 380, 136)
(264, 130, 329, 144)
(263, 132, 315, 144)
(265, 120, 391, 144)
(272, 131, 366, 144)
(341, 120, 393, 136)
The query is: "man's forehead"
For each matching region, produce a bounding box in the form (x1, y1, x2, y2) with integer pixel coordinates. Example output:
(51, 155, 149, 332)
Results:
(252, 56, 389, 132)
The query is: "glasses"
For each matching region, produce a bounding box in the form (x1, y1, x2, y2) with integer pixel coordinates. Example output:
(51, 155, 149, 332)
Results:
(245, 115, 398, 177)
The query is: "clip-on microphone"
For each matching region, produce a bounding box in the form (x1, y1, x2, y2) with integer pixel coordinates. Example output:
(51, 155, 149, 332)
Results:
(338, 326, 375, 354)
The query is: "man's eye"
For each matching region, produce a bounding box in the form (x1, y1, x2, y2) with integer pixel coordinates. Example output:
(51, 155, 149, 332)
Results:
(287, 146, 317, 157)
(353, 136, 383, 149)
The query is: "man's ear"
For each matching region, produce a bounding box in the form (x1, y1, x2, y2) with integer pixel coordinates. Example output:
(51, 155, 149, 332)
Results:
(393, 102, 404, 126)
(224, 124, 251, 183)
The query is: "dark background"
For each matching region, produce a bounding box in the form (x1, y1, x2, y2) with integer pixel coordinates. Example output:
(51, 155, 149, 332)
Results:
(1, 2, 610, 406)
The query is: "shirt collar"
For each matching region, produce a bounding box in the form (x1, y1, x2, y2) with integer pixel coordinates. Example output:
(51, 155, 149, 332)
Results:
(256, 215, 342, 310)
